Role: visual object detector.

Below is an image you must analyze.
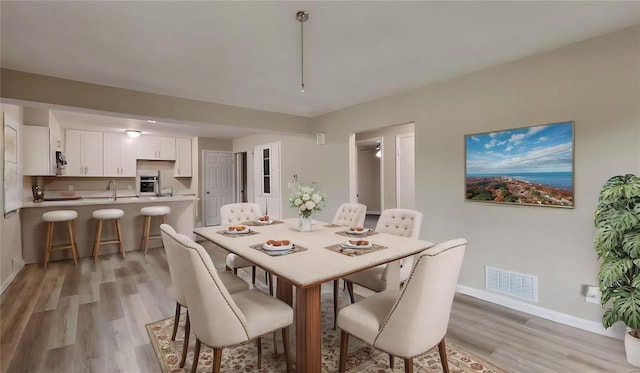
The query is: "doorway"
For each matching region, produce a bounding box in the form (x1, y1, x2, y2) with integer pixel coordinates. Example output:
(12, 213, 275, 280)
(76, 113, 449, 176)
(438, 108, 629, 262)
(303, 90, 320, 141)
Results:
(235, 152, 247, 203)
(203, 150, 234, 226)
(356, 138, 383, 214)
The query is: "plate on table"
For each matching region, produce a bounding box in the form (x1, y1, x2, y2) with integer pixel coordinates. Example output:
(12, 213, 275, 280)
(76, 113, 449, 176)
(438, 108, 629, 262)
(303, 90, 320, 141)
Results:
(225, 225, 250, 234)
(345, 227, 371, 235)
(255, 219, 274, 225)
(264, 249, 292, 256)
(263, 240, 293, 251)
(340, 240, 373, 249)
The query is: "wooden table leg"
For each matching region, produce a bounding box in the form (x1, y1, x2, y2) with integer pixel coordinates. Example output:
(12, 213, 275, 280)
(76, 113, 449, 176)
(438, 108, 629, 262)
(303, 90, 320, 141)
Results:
(276, 277, 293, 306)
(295, 284, 321, 373)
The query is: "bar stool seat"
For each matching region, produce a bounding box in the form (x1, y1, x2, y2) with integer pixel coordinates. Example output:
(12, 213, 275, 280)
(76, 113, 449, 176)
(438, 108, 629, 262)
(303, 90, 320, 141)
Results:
(140, 206, 171, 255)
(42, 210, 79, 268)
(92, 208, 125, 262)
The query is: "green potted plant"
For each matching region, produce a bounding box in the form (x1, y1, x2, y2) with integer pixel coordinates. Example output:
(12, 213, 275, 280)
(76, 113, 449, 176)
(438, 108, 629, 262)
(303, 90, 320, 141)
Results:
(594, 174, 640, 367)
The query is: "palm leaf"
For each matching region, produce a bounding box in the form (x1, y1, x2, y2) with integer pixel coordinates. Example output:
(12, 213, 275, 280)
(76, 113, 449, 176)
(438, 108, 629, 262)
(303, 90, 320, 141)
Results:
(599, 258, 633, 287)
(612, 288, 640, 330)
(622, 230, 640, 258)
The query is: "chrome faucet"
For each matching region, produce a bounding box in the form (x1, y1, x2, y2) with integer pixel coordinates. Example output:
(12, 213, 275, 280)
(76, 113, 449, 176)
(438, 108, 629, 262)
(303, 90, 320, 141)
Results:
(107, 180, 117, 201)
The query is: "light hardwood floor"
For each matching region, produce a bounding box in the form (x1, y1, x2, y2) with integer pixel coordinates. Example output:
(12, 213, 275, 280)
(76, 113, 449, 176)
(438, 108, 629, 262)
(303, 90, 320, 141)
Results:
(0, 243, 635, 373)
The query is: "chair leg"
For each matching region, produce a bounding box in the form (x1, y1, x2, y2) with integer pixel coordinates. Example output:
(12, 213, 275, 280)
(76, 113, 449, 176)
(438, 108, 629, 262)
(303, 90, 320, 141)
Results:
(162, 215, 168, 224)
(438, 338, 449, 373)
(180, 311, 190, 368)
(333, 279, 339, 330)
(404, 357, 414, 373)
(191, 338, 201, 373)
(143, 215, 151, 255)
(252, 266, 256, 285)
(339, 330, 349, 373)
(268, 273, 273, 296)
(171, 303, 181, 341)
(256, 337, 262, 368)
(69, 220, 79, 265)
(115, 218, 125, 258)
(346, 280, 355, 303)
(282, 326, 292, 373)
(389, 354, 395, 368)
(93, 220, 103, 263)
(233, 268, 238, 275)
(44, 222, 54, 268)
(212, 347, 223, 373)
(273, 331, 278, 354)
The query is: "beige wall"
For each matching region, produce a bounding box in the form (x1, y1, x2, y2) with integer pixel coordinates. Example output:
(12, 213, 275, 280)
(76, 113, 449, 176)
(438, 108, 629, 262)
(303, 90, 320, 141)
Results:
(233, 132, 318, 220)
(1, 69, 311, 135)
(1, 103, 24, 291)
(310, 26, 640, 323)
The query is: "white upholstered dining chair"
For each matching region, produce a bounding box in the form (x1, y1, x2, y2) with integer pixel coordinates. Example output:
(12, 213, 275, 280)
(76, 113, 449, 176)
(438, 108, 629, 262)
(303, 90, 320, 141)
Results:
(160, 224, 249, 368)
(343, 208, 423, 302)
(163, 224, 294, 373)
(220, 203, 274, 294)
(331, 202, 368, 329)
(337, 238, 467, 373)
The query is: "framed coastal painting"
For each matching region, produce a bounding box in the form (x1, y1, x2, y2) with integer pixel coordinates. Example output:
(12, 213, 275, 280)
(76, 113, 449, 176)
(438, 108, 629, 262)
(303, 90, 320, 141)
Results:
(465, 121, 574, 208)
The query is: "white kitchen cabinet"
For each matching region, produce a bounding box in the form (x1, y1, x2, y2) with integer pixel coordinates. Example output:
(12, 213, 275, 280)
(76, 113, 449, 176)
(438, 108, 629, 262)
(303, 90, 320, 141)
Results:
(136, 136, 175, 160)
(104, 133, 137, 177)
(22, 126, 56, 176)
(174, 138, 192, 177)
(65, 129, 103, 176)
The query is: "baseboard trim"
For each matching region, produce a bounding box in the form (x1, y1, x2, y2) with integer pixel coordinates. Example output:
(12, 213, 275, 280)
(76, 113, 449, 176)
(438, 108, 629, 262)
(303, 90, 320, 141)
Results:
(456, 285, 625, 340)
(0, 270, 18, 295)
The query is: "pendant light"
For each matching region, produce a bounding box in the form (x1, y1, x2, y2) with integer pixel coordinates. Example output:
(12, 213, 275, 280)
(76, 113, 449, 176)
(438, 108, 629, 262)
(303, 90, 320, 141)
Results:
(296, 11, 309, 93)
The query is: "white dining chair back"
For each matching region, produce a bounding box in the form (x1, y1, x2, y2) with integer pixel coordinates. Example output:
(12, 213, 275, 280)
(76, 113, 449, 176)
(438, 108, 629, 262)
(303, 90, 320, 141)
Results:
(374, 238, 466, 357)
(374, 208, 423, 239)
(220, 203, 262, 225)
(332, 203, 367, 228)
(337, 238, 467, 372)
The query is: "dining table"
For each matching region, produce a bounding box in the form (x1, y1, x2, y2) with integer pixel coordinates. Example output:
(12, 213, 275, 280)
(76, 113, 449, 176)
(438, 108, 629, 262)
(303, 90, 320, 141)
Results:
(194, 218, 434, 373)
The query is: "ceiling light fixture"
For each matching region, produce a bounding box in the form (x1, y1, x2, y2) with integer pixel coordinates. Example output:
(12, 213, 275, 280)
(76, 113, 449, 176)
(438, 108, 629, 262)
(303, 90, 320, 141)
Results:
(126, 130, 142, 138)
(296, 10, 309, 93)
(147, 120, 156, 123)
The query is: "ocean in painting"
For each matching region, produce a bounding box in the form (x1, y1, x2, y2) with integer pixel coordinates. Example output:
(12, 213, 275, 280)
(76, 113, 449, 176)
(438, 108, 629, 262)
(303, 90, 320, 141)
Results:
(467, 172, 573, 190)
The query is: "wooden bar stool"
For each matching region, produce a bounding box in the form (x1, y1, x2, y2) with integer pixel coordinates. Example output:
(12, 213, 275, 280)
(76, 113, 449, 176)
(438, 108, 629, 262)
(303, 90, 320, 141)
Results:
(140, 206, 171, 255)
(92, 208, 125, 262)
(42, 210, 79, 268)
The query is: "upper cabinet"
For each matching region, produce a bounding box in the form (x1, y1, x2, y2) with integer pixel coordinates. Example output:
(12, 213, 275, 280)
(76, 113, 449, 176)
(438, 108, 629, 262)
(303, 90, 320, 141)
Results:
(103, 133, 137, 177)
(65, 129, 103, 176)
(137, 136, 175, 160)
(174, 138, 192, 177)
(22, 126, 56, 176)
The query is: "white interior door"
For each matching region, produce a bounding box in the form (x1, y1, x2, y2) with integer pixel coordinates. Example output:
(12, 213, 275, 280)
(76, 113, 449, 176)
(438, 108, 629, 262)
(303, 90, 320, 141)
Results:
(396, 134, 415, 209)
(203, 151, 234, 226)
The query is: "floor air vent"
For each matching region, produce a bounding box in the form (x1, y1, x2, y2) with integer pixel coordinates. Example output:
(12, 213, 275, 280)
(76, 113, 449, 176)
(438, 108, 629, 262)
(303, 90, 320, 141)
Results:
(485, 266, 538, 302)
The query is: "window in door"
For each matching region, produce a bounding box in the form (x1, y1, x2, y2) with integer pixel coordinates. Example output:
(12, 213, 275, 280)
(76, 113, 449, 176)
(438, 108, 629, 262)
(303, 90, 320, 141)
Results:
(263, 147, 271, 195)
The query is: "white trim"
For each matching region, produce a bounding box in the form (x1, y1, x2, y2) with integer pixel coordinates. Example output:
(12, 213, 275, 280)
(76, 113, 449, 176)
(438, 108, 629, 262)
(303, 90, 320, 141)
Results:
(1, 269, 19, 295)
(456, 284, 626, 340)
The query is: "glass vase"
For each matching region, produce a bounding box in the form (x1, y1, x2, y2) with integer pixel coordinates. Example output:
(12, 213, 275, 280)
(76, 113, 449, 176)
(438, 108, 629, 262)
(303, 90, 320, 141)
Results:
(299, 215, 312, 232)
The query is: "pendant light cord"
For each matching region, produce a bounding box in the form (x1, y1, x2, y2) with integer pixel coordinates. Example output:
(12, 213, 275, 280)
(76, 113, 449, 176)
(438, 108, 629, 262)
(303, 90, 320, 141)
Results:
(301, 19, 305, 92)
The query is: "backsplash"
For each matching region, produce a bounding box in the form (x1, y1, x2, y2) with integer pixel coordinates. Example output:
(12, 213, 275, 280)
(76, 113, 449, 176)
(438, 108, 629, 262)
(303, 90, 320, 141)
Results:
(23, 160, 194, 201)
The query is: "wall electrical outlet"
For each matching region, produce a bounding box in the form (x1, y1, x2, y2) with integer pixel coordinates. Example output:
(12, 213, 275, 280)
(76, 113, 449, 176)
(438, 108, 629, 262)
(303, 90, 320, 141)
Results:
(68, 185, 73, 191)
(585, 285, 601, 304)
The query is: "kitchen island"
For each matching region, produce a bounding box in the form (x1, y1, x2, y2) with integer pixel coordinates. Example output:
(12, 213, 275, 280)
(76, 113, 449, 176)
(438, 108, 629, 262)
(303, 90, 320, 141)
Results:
(21, 195, 198, 264)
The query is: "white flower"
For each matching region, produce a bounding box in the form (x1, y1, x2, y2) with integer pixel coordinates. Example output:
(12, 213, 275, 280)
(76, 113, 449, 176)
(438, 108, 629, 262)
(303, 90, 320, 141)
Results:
(294, 198, 302, 206)
(312, 193, 322, 203)
(305, 201, 316, 210)
(299, 205, 307, 212)
(302, 194, 310, 201)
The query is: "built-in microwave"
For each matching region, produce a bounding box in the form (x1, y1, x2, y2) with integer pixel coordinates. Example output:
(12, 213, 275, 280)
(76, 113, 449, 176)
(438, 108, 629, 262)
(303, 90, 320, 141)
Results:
(136, 170, 160, 196)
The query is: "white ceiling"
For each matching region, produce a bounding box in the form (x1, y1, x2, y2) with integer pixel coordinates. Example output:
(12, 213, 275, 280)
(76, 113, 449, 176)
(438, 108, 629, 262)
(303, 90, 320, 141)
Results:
(2, 1, 639, 135)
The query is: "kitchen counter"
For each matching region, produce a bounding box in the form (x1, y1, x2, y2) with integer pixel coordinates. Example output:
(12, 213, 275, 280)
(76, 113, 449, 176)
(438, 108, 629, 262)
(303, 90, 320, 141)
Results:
(22, 194, 198, 208)
(21, 195, 198, 264)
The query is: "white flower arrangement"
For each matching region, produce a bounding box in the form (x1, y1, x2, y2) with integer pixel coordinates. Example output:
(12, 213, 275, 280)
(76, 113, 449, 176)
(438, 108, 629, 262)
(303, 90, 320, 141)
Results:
(289, 182, 326, 218)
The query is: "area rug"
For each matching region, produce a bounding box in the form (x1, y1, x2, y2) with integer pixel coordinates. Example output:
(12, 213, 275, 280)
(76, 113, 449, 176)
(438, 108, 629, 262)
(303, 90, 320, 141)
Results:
(146, 291, 506, 372)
